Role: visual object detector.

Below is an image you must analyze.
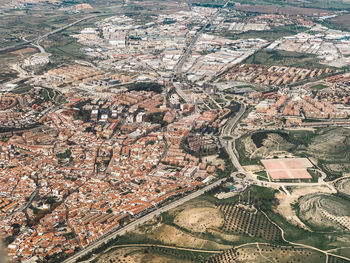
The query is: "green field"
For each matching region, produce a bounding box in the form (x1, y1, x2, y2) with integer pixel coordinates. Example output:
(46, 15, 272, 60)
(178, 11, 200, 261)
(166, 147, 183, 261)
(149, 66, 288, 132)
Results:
(227, 25, 308, 42)
(311, 84, 328, 90)
(245, 50, 329, 69)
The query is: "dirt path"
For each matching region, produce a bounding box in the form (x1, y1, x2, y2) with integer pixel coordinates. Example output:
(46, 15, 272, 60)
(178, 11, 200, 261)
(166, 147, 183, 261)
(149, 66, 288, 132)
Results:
(260, 210, 350, 262)
(98, 243, 223, 256)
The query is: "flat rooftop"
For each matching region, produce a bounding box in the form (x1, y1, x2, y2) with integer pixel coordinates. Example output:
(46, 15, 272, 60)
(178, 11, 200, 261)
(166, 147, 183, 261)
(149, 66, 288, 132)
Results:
(261, 158, 313, 181)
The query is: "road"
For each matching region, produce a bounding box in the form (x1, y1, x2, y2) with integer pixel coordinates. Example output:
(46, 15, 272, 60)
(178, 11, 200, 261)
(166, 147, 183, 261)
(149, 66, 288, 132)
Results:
(0, 14, 103, 53)
(63, 178, 226, 263)
(261, 210, 350, 263)
(220, 103, 247, 174)
(173, 0, 230, 76)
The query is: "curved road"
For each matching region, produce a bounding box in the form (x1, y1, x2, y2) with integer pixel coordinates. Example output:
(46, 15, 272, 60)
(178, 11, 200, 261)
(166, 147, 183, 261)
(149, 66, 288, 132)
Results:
(220, 103, 247, 174)
(261, 210, 350, 262)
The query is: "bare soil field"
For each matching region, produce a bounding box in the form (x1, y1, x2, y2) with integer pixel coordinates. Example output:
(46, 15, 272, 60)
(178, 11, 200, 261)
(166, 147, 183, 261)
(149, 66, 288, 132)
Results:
(174, 207, 224, 233)
(152, 224, 231, 250)
(10, 47, 37, 55)
(274, 185, 334, 230)
(130, 199, 236, 250)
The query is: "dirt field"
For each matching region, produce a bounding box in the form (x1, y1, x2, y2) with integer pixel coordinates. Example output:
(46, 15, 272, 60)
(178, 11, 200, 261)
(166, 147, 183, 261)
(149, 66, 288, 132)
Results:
(153, 224, 231, 250)
(10, 47, 37, 55)
(174, 207, 224, 233)
(130, 199, 236, 250)
(274, 185, 334, 230)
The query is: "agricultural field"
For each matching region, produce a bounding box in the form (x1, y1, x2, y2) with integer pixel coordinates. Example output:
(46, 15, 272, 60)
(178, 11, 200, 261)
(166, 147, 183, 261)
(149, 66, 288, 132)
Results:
(335, 178, 350, 196)
(236, 128, 350, 180)
(82, 185, 350, 263)
(94, 246, 209, 263)
(206, 244, 326, 263)
(298, 193, 350, 232)
(219, 204, 282, 242)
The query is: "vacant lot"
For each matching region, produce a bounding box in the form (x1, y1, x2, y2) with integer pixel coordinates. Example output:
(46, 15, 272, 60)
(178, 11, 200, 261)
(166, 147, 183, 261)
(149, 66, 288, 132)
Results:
(174, 207, 224, 233)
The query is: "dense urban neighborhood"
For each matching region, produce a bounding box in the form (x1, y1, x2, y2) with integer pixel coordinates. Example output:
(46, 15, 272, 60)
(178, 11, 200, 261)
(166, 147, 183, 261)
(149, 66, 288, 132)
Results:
(0, 0, 350, 262)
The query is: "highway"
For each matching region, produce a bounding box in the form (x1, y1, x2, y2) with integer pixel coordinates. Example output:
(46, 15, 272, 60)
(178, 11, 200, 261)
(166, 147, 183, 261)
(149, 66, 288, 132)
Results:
(0, 14, 103, 53)
(63, 178, 226, 263)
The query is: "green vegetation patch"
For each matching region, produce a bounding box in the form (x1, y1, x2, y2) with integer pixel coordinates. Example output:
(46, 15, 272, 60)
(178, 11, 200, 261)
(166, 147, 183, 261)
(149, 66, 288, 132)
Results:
(125, 82, 163, 93)
(310, 84, 328, 90)
(245, 50, 328, 69)
(56, 149, 72, 159)
(229, 25, 308, 42)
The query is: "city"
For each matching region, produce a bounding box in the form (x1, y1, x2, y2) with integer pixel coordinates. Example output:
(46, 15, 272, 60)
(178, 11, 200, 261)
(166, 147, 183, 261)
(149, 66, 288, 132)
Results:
(0, 0, 350, 262)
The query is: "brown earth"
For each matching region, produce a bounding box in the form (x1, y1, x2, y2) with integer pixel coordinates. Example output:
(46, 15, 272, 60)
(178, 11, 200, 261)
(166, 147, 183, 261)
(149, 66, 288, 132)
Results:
(10, 47, 37, 55)
(174, 207, 224, 233)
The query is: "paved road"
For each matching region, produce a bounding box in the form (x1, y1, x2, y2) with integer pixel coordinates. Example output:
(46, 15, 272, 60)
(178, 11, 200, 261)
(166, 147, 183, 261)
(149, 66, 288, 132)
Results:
(220, 103, 247, 174)
(0, 14, 102, 53)
(63, 178, 226, 263)
(174, 0, 230, 76)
